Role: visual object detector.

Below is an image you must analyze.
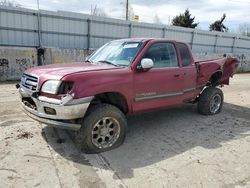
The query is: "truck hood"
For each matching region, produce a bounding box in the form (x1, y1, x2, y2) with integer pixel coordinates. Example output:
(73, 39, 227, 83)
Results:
(26, 62, 120, 79)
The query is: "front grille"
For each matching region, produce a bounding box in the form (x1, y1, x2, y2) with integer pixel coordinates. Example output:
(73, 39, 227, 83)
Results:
(21, 73, 38, 91)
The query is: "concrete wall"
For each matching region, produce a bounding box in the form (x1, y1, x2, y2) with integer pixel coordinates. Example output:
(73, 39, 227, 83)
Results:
(0, 47, 250, 81)
(234, 54, 250, 72)
(42, 48, 92, 65)
(0, 47, 37, 81)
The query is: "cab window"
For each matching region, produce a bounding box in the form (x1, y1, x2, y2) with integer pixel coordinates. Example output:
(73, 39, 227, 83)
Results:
(178, 43, 191, 67)
(143, 42, 178, 68)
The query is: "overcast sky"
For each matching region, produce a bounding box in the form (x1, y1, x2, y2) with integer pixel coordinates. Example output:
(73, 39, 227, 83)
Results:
(14, 0, 250, 32)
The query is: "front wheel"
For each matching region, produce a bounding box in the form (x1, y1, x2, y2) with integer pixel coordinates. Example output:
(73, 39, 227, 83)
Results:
(75, 104, 127, 153)
(198, 87, 224, 115)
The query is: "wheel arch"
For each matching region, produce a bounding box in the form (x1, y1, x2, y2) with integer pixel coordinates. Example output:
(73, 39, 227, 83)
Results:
(88, 92, 129, 114)
(209, 69, 223, 86)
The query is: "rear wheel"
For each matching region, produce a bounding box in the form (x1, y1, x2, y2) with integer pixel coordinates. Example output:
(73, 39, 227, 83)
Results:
(198, 87, 224, 115)
(75, 104, 127, 153)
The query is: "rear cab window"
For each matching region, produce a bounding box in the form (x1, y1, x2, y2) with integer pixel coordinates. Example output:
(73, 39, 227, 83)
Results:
(178, 43, 191, 67)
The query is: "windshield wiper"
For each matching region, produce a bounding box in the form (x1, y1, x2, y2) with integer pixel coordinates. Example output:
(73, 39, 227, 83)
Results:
(98, 60, 119, 67)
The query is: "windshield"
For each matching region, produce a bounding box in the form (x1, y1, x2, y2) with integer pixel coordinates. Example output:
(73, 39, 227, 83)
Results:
(88, 41, 143, 67)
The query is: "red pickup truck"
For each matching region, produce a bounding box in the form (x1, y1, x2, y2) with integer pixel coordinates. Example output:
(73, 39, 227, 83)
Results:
(18, 38, 238, 153)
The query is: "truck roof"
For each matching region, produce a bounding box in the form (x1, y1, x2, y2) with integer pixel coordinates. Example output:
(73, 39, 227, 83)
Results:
(113, 38, 177, 43)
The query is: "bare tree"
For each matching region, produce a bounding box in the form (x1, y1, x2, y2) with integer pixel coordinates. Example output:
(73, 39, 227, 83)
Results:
(90, 5, 108, 17)
(238, 23, 250, 37)
(0, 0, 21, 7)
(128, 4, 135, 20)
(154, 14, 162, 24)
(121, 2, 134, 21)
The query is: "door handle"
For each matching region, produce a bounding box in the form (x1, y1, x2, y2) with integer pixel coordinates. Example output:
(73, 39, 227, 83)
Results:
(174, 74, 180, 77)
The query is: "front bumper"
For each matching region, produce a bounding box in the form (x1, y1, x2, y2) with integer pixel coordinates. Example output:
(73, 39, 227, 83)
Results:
(19, 86, 93, 130)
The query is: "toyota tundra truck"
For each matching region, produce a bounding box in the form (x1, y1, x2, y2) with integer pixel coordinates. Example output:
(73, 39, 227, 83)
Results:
(18, 38, 239, 153)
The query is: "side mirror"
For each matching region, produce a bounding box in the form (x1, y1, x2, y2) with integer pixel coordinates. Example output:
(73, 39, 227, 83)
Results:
(137, 58, 154, 71)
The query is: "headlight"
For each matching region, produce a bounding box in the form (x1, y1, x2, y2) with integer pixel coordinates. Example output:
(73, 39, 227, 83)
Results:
(41, 80, 61, 94)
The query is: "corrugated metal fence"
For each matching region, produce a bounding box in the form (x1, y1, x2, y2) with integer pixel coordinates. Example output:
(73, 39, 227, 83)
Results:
(1, 5, 250, 53)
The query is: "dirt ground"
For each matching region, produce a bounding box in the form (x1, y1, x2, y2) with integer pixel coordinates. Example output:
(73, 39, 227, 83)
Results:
(0, 74, 250, 188)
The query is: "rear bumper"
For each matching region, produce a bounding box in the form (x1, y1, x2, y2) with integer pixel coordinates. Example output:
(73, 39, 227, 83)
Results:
(19, 86, 93, 130)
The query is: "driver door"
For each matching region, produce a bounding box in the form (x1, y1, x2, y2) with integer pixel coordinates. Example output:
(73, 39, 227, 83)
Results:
(132, 42, 184, 112)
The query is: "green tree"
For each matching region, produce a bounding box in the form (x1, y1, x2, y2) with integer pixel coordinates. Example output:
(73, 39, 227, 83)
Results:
(209, 13, 228, 32)
(172, 9, 199, 28)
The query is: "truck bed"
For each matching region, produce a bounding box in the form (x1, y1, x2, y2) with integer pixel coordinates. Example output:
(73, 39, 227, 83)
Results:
(195, 57, 239, 86)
